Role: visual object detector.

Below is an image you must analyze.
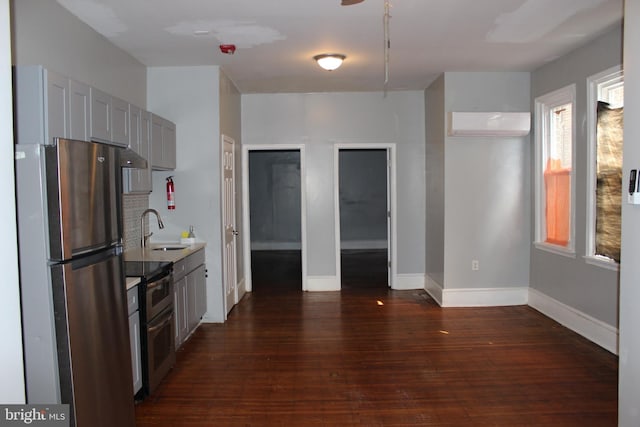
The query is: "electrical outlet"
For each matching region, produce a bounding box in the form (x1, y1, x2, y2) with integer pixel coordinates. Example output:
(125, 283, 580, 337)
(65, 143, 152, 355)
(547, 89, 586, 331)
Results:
(472, 260, 479, 271)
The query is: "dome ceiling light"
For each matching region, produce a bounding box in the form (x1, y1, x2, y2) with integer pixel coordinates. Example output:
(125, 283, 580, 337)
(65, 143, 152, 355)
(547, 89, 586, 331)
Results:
(313, 54, 346, 71)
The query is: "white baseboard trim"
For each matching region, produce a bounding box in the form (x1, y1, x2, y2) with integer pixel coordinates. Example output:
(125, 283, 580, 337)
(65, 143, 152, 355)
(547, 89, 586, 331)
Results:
(424, 274, 443, 306)
(423, 280, 617, 354)
(251, 241, 301, 250)
(394, 274, 425, 290)
(306, 275, 340, 292)
(528, 288, 618, 354)
(424, 277, 528, 308)
(340, 240, 387, 250)
(236, 277, 246, 302)
(442, 286, 529, 307)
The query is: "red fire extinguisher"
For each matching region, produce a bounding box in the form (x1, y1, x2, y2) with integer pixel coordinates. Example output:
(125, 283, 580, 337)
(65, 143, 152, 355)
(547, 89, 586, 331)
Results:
(166, 176, 175, 210)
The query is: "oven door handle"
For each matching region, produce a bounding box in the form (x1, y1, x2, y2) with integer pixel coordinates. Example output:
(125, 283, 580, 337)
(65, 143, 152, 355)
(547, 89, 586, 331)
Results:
(148, 311, 174, 333)
(146, 277, 171, 291)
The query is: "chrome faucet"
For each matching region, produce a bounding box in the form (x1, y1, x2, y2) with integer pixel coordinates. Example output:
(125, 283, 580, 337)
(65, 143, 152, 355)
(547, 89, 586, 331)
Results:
(140, 208, 165, 248)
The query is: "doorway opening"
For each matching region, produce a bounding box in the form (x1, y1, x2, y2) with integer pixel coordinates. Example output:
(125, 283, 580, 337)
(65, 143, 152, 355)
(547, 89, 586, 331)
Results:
(242, 147, 307, 293)
(335, 145, 396, 290)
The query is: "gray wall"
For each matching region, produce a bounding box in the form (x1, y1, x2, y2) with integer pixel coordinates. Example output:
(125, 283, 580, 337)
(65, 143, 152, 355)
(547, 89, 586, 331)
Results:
(242, 91, 426, 277)
(249, 150, 301, 249)
(443, 72, 531, 290)
(11, 0, 146, 107)
(530, 26, 622, 327)
(339, 149, 388, 247)
(148, 66, 227, 322)
(619, 2, 640, 424)
(424, 74, 445, 286)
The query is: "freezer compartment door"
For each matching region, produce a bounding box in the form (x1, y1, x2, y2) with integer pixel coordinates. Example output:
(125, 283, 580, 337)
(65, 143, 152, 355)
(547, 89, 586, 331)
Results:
(46, 138, 121, 260)
(52, 248, 135, 427)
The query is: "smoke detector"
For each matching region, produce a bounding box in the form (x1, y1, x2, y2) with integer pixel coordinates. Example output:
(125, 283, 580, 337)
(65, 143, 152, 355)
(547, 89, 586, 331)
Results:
(219, 44, 236, 55)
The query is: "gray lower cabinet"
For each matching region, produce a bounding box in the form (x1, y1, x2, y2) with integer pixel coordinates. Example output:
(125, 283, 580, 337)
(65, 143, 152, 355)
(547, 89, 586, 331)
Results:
(174, 276, 189, 347)
(127, 286, 142, 395)
(173, 249, 206, 348)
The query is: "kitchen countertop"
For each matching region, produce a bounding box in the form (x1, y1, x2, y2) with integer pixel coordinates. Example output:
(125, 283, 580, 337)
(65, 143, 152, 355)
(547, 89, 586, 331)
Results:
(126, 277, 141, 291)
(124, 242, 206, 264)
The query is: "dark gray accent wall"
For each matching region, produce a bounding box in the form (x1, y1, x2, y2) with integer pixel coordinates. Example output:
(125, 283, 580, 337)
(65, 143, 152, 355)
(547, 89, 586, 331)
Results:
(339, 149, 388, 247)
(530, 26, 622, 327)
(249, 150, 301, 249)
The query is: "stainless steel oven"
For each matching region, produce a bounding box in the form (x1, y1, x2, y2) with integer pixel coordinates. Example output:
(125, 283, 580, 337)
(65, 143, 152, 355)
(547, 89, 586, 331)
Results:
(146, 304, 175, 394)
(146, 272, 173, 320)
(125, 261, 175, 397)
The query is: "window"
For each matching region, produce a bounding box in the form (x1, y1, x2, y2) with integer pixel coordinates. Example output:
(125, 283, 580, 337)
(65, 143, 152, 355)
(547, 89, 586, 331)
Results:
(586, 66, 623, 270)
(534, 85, 576, 255)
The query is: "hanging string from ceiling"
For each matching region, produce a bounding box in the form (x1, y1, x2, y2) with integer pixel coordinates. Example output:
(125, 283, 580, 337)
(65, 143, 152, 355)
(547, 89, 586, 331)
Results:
(383, 0, 391, 96)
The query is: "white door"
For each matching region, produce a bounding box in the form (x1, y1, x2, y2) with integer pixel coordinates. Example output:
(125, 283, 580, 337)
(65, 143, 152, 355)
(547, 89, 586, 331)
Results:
(386, 149, 392, 287)
(222, 135, 238, 316)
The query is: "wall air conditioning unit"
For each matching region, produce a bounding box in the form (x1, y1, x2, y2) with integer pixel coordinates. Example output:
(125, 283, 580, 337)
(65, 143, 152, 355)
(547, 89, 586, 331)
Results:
(447, 112, 531, 137)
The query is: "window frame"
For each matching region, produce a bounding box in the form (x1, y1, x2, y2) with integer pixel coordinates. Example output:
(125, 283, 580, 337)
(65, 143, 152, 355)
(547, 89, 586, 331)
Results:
(585, 65, 623, 271)
(534, 84, 577, 257)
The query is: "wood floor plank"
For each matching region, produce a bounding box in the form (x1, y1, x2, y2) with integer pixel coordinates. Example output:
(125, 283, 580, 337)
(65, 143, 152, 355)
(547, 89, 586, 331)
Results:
(135, 252, 617, 426)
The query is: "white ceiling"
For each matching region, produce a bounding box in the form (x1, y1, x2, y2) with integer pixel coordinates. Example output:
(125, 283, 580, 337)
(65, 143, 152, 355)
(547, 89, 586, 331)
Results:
(55, 0, 623, 94)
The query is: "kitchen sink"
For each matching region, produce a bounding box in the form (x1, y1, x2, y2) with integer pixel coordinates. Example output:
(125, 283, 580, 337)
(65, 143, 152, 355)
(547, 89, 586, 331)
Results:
(152, 244, 188, 251)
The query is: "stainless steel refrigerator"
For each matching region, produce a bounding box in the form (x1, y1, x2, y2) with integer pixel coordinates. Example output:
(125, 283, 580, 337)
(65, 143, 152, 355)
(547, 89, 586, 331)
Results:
(15, 138, 136, 427)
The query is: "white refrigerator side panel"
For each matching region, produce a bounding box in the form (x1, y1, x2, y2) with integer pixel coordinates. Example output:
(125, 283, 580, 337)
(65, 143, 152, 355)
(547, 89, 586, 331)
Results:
(14, 144, 61, 403)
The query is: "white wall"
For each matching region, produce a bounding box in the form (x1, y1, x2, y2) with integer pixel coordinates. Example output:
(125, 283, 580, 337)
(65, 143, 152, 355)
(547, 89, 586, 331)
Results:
(619, 1, 640, 424)
(1, 0, 25, 403)
(442, 72, 531, 300)
(242, 91, 426, 283)
(530, 26, 622, 328)
(147, 66, 226, 322)
(11, 0, 146, 107)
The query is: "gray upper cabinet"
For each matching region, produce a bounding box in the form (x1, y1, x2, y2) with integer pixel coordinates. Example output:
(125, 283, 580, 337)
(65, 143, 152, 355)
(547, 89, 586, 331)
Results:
(151, 113, 176, 170)
(89, 87, 131, 148)
(123, 107, 152, 194)
(14, 65, 172, 184)
(111, 96, 129, 147)
(14, 66, 69, 145)
(129, 104, 142, 155)
(162, 119, 176, 169)
(90, 87, 111, 143)
(46, 71, 69, 144)
(68, 80, 90, 142)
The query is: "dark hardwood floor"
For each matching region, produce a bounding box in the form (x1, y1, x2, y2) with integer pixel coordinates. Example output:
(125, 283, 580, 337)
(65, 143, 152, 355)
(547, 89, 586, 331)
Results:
(135, 251, 618, 426)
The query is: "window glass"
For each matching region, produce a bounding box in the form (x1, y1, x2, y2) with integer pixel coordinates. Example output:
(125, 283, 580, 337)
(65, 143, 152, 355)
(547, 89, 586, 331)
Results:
(535, 85, 576, 253)
(594, 76, 623, 263)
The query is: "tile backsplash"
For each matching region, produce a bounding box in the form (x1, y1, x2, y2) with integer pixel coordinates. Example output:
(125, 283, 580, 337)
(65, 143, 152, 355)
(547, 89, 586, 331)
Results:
(122, 194, 149, 251)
